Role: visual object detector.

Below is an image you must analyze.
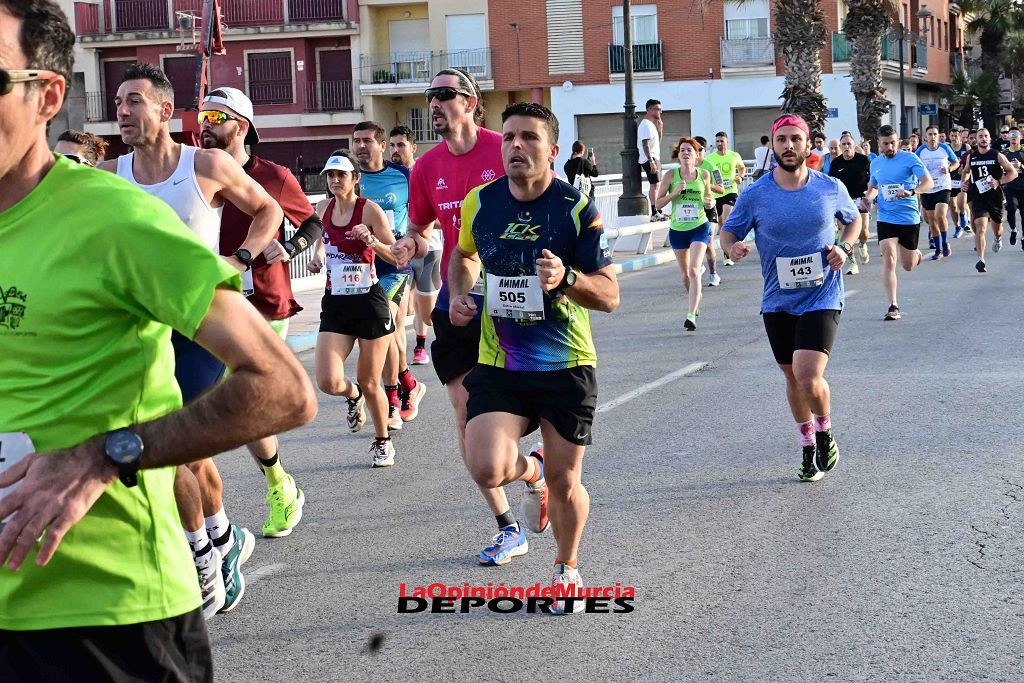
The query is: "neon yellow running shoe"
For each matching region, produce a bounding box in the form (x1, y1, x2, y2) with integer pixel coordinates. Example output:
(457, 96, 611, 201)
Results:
(263, 473, 304, 538)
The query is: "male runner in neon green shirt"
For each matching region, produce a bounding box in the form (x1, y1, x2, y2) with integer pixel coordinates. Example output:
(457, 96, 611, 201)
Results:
(706, 132, 746, 266)
(0, 3, 316, 678)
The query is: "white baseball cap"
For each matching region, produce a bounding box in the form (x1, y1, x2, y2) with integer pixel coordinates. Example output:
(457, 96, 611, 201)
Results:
(320, 154, 357, 174)
(202, 86, 259, 145)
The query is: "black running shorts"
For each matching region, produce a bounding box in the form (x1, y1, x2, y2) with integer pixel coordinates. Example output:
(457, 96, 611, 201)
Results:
(921, 190, 951, 211)
(970, 192, 1005, 223)
(762, 309, 841, 365)
(0, 609, 212, 682)
(319, 285, 393, 340)
(715, 192, 738, 215)
(430, 308, 482, 385)
(464, 364, 598, 446)
(877, 221, 921, 251)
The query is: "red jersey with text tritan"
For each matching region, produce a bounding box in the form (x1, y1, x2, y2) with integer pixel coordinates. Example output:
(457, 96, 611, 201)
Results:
(219, 154, 315, 320)
(408, 127, 504, 311)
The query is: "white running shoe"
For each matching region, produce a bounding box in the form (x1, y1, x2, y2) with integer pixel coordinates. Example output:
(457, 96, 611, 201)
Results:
(858, 243, 870, 264)
(197, 547, 226, 620)
(346, 391, 366, 433)
(846, 261, 859, 275)
(550, 563, 586, 615)
(994, 238, 1003, 253)
(708, 273, 721, 287)
(371, 438, 395, 468)
(387, 404, 402, 431)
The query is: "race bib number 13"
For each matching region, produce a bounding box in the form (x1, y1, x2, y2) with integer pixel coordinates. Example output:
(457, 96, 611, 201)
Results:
(486, 273, 545, 321)
(0, 432, 35, 522)
(776, 253, 825, 290)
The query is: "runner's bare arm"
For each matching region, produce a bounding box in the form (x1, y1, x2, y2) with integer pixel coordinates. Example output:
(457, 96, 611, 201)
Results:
(353, 201, 398, 266)
(736, 159, 746, 180)
(562, 264, 619, 313)
(0, 288, 317, 569)
(653, 170, 677, 210)
(198, 148, 283, 270)
(96, 159, 116, 172)
(719, 230, 750, 262)
(392, 222, 432, 267)
(997, 153, 1019, 185)
(448, 245, 481, 326)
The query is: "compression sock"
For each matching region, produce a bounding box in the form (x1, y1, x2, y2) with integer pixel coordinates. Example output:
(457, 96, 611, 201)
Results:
(185, 527, 214, 564)
(385, 385, 399, 409)
(415, 335, 426, 350)
(797, 420, 815, 447)
(260, 452, 287, 486)
(206, 509, 233, 549)
(813, 413, 832, 432)
(398, 368, 416, 393)
(940, 230, 949, 248)
(496, 510, 516, 529)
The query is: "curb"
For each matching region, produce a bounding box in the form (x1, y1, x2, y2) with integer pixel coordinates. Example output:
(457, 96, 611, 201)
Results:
(286, 249, 678, 355)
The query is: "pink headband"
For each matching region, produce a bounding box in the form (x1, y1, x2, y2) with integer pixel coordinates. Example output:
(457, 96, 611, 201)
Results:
(772, 115, 810, 139)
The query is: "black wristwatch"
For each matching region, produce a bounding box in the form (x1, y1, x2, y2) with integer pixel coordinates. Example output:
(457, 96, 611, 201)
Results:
(233, 248, 254, 271)
(839, 241, 855, 258)
(104, 429, 143, 487)
(560, 267, 578, 290)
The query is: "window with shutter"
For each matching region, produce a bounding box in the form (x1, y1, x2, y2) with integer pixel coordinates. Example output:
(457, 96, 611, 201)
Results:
(248, 52, 294, 105)
(547, 0, 584, 75)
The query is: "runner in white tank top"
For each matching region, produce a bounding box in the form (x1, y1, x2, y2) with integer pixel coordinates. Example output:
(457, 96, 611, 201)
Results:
(116, 145, 222, 251)
(98, 64, 286, 620)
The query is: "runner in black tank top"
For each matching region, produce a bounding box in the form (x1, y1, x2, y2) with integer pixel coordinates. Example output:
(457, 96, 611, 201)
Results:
(947, 128, 970, 237)
(1002, 133, 1024, 247)
(310, 151, 400, 466)
(962, 128, 1019, 271)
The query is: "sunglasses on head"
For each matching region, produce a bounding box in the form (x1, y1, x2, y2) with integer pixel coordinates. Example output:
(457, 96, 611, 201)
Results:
(198, 110, 239, 126)
(424, 86, 472, 104)
(63, 153, 94, 167)
(1, 68, 60, 95)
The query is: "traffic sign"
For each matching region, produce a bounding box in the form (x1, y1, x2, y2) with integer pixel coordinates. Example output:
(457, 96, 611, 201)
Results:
(827, 108, 839, 119)
(919, 103, 938, 116)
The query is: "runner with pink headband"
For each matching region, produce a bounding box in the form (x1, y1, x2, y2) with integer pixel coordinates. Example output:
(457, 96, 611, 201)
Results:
(772, 114, 811, 138)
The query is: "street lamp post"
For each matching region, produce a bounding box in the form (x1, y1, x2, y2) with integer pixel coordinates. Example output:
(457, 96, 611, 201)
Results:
(618, 0, 648, 218)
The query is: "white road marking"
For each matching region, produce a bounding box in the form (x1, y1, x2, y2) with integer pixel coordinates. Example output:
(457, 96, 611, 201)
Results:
(596, 362, 708, 414)
(245, 563, 287, 586)
(847, 289, 859, 296)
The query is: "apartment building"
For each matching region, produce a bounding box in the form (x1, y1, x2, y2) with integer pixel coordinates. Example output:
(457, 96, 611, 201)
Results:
(355, 0, 533, 151)
(488, 0, 964, 169)
(61, 0, 361, 184)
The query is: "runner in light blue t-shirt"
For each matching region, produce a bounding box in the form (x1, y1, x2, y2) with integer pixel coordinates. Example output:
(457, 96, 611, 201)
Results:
(862, 125, 934, 321)
(720, 114, 862, 485)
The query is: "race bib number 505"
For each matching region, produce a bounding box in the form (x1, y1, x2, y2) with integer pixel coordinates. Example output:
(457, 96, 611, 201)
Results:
(486, 273, 545, 321)
(776, 253, 825, 289)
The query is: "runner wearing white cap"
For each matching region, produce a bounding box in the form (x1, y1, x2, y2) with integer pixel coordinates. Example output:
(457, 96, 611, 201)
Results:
(199, 86, 324, 540)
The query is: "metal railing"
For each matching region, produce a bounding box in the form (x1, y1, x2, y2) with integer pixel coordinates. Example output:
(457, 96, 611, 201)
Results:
(359, 49, 492, 85)
(302, 80, 355, 112)
(74, 2, 102, 34)
(250, 80, 294, 105)
(608, 42, 663, 73)
(87, 0, 345, 35)
(720, 37, 774, 68)
(86, 91, 113, 122)
(833, 32, 897, 62)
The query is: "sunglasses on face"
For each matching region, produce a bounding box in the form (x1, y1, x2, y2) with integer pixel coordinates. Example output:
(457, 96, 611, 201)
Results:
(63, 153, 94, 166)
(198, 110, 239, 126)
(1, 68, 60, 95)
(424, 87, 472, 104)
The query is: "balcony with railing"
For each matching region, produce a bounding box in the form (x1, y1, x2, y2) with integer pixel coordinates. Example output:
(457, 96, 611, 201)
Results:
(77, 0, 348, 37)
(359, 49, 492, 91)
(608, 42, 663, 74)
(831, 32, 926, 73)
(720, 37, 774, 68)
(302, 80, 355, 112)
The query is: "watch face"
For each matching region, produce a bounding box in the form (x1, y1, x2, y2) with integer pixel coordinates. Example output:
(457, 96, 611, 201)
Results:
(107, 431, 143, 464)
(237, 249, 253, 263)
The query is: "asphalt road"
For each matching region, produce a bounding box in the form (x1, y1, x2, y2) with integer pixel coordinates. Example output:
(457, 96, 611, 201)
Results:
(207, 236, 1024, 682)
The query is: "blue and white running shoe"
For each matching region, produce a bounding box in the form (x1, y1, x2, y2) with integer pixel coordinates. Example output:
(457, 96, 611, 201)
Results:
(478, 523, 528, 566)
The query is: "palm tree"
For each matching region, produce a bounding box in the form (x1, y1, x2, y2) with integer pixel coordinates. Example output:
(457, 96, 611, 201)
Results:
(961, 0, 1022, 131)
(842, 0, 896, 150)
(1003, 30, 1024, 120)
(945, 68, 1001, 127)
(773, 0, 829, 135)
